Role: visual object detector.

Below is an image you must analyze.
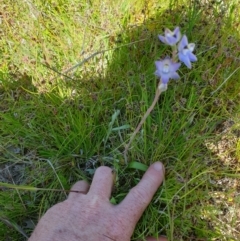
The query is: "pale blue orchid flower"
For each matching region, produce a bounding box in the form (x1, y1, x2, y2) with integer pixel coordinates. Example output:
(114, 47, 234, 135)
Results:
(155, 58, 181, 84)
(158, 27, 181, 46)
(178, 35, 197, 69)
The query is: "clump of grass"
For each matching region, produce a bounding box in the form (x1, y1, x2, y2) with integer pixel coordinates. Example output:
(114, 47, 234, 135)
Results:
(0, 0, 240, 240)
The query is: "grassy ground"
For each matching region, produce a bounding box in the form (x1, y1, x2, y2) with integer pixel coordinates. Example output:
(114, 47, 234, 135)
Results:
(0, 0, 240, 240)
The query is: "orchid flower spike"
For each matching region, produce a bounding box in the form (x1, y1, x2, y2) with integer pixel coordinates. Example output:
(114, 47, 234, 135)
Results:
(178, 35, 197, 69)
(158, 27, 181, 46)
(155, 58, 181, 84)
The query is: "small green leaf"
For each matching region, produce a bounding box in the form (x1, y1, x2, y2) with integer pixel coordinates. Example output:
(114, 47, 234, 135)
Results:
(112, 124, 130, 131)
(127, 162, 148, 171)
(110, 197, 117, 204)
(0, 182, 39, 191)
(0, 182, 65, 192)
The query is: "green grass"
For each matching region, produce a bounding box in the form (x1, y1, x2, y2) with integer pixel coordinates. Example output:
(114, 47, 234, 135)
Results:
(0, 0, 240, 240)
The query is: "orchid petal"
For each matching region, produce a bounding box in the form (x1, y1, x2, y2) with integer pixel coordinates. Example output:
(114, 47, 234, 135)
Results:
(158, 35, 166, 44)
(161, 75, 170, 84)
(179, 53, 191, 69)
(188, 52, 197, 62)
(171, 62, 181, 72)
(188, 43, 195, 52)
(178, 35, 188, 51)
(171, 72, 180, 80)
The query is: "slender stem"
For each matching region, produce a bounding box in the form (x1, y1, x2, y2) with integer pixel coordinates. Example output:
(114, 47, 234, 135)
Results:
(124, 84, 163, 163)
(172, 45, 178, 62)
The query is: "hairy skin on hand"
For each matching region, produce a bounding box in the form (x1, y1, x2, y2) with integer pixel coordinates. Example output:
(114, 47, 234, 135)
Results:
(28, 163, 167, 241)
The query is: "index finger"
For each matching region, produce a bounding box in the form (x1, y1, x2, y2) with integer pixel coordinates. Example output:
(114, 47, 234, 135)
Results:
(117, 162, 165, 224)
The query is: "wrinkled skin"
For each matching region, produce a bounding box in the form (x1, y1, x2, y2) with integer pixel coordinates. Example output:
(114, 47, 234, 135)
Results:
(29, 162, 167, 241)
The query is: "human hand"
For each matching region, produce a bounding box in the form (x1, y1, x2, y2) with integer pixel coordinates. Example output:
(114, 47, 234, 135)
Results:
(28, 162, 166, 241)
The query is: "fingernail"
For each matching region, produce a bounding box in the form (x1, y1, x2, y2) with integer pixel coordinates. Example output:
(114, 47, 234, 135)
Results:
(153, 162, 163, 171)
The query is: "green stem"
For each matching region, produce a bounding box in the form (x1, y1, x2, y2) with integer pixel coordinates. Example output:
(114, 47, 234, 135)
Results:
(124, 82, 164, 163)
